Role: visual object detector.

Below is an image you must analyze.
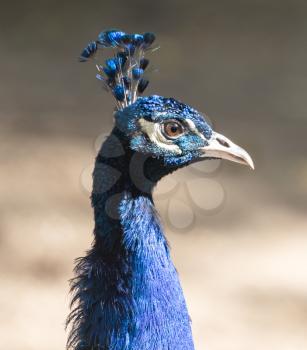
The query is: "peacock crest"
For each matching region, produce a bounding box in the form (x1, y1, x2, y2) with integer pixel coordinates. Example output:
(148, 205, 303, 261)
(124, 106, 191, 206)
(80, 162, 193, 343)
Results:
(68, 28, 254, 350)
(79, 29, 157, 110)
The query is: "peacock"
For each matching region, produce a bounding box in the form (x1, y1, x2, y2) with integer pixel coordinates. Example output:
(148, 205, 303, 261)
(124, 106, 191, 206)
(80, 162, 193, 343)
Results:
(66, 29, 254, 350)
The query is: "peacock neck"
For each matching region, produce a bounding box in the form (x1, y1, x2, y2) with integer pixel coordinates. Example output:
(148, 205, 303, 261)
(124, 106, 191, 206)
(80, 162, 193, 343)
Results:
(92, 127, 157, 250)
(68, 128, 194, 350)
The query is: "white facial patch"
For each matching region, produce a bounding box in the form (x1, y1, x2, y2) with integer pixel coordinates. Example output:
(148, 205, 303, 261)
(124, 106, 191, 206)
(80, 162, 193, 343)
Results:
(185, 119, 206, 140)
(138, 118, 182, 154)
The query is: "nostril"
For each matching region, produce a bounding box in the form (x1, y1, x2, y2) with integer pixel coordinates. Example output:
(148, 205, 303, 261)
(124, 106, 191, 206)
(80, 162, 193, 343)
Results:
(216, 137, 230, 148)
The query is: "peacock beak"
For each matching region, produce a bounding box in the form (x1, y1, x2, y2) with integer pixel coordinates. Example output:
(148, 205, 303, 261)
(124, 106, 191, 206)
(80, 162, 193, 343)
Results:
(200, 131, 254, 169)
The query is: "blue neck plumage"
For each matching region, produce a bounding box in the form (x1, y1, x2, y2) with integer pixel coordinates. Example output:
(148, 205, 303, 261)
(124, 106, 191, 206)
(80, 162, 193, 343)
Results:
(68, 127, 194, 350)
(92, 127, 158, 252)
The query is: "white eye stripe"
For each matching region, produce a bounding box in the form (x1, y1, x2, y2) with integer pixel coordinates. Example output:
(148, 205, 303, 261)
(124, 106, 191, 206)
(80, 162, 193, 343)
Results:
(138, 118, 182, 154)
(185, 119, 206, 140)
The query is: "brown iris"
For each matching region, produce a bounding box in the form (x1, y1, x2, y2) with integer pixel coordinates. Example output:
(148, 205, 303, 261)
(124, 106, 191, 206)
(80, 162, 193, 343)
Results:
(163, 121, 184, 138)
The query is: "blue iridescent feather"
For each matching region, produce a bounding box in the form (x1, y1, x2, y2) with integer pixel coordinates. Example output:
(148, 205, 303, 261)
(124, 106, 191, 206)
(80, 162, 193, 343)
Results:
(66, 93, 217, 349)
(69, 26, 253, 350)
(79, 29, 155, 109)
(68, 30, 218, 350)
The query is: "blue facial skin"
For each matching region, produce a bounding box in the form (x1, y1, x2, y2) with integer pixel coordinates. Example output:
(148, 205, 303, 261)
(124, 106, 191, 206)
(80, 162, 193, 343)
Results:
(115, 95, 213, 168)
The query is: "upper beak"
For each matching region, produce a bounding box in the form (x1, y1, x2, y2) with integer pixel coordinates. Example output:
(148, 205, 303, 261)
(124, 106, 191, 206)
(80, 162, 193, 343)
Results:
(201, 131, 254, 169)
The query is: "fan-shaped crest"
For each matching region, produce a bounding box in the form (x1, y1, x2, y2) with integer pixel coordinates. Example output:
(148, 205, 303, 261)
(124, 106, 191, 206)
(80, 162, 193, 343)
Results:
(79, 29, 157, 110)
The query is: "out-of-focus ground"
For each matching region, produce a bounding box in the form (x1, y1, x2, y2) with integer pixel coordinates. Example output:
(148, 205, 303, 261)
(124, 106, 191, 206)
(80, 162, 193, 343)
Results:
(1, 1, 307, 349)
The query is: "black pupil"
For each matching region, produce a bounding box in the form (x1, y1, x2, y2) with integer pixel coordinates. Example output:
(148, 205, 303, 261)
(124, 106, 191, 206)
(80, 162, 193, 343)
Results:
(170, 125, 178, 133)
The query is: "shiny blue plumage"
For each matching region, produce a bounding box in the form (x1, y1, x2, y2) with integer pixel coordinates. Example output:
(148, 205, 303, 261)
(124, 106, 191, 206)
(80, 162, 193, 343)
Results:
(67, 94, 214, 349)
(79, 29, 156, 109)
(79, 41, 97, 62)
(68, 29, 223, 350)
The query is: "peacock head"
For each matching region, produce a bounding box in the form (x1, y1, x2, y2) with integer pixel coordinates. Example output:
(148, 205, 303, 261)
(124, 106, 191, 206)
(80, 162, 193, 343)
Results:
(80, 29, 253, 177)
(114, 95, 254, 171)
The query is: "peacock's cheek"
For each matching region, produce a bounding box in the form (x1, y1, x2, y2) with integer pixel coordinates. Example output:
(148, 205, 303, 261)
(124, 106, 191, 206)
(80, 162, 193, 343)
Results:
(175, 135, 206, 153)
(130, 135, 168, 158)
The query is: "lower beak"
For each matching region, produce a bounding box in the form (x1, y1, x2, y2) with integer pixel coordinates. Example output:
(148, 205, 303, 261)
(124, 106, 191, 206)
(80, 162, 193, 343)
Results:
(200, 131, 254, 169)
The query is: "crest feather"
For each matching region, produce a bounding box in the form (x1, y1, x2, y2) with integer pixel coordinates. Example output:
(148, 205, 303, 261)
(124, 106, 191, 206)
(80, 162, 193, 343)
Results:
(79, 29, 157, 110)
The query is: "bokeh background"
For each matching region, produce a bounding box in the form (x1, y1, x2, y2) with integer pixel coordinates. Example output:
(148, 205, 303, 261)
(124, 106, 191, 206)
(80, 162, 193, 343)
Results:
(1, 0, 307, 349)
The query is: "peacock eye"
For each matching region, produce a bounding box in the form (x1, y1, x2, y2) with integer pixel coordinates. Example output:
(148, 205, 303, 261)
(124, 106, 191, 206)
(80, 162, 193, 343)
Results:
(162, 121, 184, 139)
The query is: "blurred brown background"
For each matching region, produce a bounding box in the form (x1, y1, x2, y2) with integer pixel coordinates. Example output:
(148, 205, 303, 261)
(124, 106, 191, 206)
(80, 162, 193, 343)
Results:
(0, 0, 307, 349)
